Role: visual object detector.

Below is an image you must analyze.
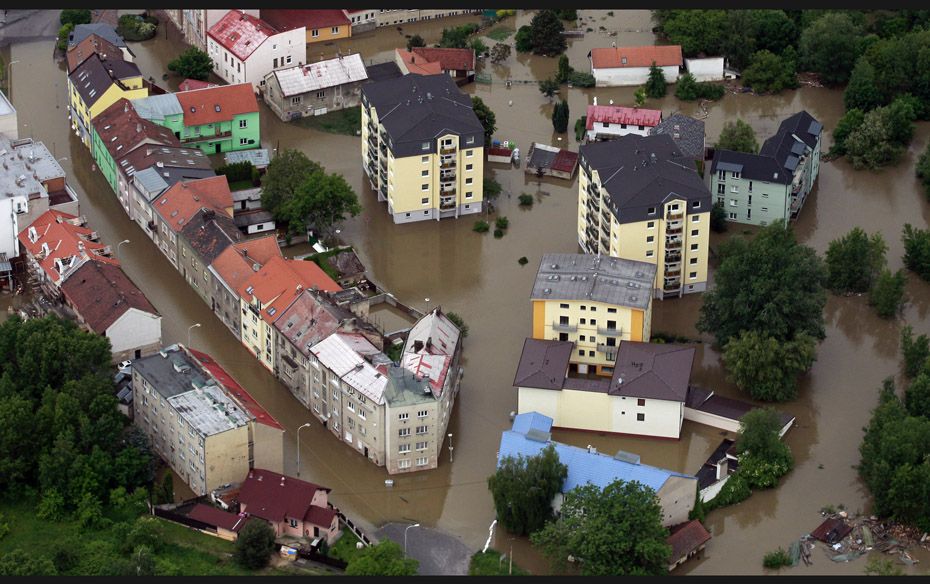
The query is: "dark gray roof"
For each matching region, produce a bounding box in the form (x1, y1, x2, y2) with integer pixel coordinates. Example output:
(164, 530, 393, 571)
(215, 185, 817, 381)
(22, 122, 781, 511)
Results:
(608, 341, 695, 402)
(579, 134, 712, 225)
(532, 253, 655, 310)
(711, 111, 821, 185)
(181, 210, 241, 266)
(649, 113, 705, 161)
(68, 54, 142, 108)
(365, 62, 403, 83)
(133, 345, 212, 400)
(69, 23, 128, 49)
(361, 74, 484, 157)
(512, 338, 573, 390)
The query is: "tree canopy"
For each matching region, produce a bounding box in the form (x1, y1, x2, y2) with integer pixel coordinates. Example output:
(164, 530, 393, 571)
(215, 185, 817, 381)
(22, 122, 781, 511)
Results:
(903, 223, 930, 282)
(471, 96, 496, 145)
(438, 23, 479, 49)
(715, 119, 758, 153)
(844, 98, 917, 170)
(278, 170, 361, 239)
(344, 540, 419, 576)
(406, 34, 425, 50)
(723, 330, 816, 401)
(530, 480, 671, 576)
(741, 49, 798, 94)
(799, 12, 865, 85)
(870, 268, 907, 319)
(825, 227, 887, 293)
(167, 47, 213, 81)
(644, 63, 667, 98)
(526, 10, 567, 56)
(260, 149, 323, 218)
(487, 444, 567, 536)
(552, 100, 569, 133)
(234, 520, 276, 569)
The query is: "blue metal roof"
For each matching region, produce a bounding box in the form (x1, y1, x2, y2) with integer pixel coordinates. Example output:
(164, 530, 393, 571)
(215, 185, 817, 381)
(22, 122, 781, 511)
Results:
(499, 412, 695, 493)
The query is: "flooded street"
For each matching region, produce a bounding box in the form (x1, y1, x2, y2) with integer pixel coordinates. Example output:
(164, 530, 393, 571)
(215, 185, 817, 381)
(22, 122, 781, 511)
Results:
(6, 9, 930, 574)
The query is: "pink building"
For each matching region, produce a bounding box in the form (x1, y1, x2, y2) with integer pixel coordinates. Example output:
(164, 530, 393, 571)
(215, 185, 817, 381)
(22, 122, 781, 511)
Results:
(585, 102, 663, 141)
(237, 468, 340, 544)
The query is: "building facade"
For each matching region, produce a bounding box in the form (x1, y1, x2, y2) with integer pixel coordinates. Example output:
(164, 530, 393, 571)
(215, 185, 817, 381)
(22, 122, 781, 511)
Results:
(578, 134, 711, 298)
(208, 236, 282, 338)
(153, 84, 261, 155)
(67, 54, 147, 147)
(260, 10, 351, 45)
(589, 45, 682, 87)
(585, 103, 662, 141)
(262, 53, 368, 122)
(375, 9, 482, 27)
(361, 74, 485, 223)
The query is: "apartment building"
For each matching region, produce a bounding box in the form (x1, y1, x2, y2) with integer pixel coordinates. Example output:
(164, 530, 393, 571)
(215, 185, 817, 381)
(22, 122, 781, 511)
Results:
(263, 53, 368, 122)
(577, 134, 711, 298)
(150, 176, 234, 267)
(208, 236, 282, 338)
(179, 208, 242, 306)
(707, 111, 823, 226)
(375, 9, 482, 27)
(131, 344, 285, 495)
(261, 10, 350, 45)
(531, 253, 656, 376)
(67, 53, 146, 147)
(168, 9, 261, 51)
(345, 9, 377, 33)
(361, 73, 485, 223)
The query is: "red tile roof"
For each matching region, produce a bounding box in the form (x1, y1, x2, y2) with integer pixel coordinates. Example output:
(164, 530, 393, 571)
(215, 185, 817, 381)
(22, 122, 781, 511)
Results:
(179, 78, 218, 92)
(411, 47, 475, 72)
(239, 468, 330, 524)
(590, 45, 683, 69)
(261, 10, 349, 32)
(239, 256, 341, 324)
(66, 33, 122, 74)
(18, 210, 118, 285)
(188, 348, 284, 431)
(552, 149, 579, 174)
(153, 176, 233, 234)
(208, 10, 279, 62)
(60, 259, 158, 333)
(395, 49, 442, 76)
(586, 105, 663, 130)
(175, 83, 259, 127)
(93, 98, 180, 161)
(188, 503, 250, 532)
(210, 236, 283, 295)
(304, 505, 336, 528)
(667, 520, 711, 563)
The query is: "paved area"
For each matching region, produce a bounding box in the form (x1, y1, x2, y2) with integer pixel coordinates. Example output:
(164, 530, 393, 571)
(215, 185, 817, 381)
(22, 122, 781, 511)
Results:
(0, 10, 60, 47)
(375, 522, 473, 576)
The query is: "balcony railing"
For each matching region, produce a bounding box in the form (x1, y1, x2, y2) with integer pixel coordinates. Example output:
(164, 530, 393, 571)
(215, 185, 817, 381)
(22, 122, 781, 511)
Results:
(600, 236, 610, 250)
(597, 327, 623, 337)
(666, 238, 682, 250)
(666, 209, 684, 221)
(440, 160, 456, 169)
(440, 145, 457, 155)
(596, 343, 618, 355)
(180, 130, 232, 144)
(440, 198, 456, 210)
(665, 267, 681, 277)
(666, 223, 683, 235)
(441, 184, 456, 193)
(552, 321, 577, 332)
(665, 251, 681, 263)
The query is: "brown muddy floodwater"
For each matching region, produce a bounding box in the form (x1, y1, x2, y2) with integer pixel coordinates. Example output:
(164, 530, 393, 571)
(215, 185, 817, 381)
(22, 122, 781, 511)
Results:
(6, 9, 930, 574)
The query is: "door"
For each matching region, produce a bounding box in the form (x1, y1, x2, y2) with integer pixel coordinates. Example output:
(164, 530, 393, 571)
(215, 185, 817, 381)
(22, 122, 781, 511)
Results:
(214, 143, 221, 154)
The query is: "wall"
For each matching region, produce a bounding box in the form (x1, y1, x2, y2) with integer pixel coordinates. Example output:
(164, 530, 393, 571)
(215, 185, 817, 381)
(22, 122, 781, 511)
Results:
(709, 169, 790, 226)
(609, 395, 682, 438)
(592, 64, 680, 87)
(89, 81, 148, 120)
(684, 57, 724, 82)
(306, 22, 350, 44)
(204, 425, 251, 495)
(0, 197, 24, 259)
(107, 307, 163, 359)
(251, 421, 285, 474)
(375, 9, 481, 26)
(517, 386, 560, 421)
(682, 406, 740, 433)
(656, 475, 697, 526)
(587, 121, 653, 140)
(210, 27, 306, 91)
(384, 400, 440, 474)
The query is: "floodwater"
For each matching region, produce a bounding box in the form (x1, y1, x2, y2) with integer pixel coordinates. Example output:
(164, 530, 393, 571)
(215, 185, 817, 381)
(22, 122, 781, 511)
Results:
(5, 9, 930, 574)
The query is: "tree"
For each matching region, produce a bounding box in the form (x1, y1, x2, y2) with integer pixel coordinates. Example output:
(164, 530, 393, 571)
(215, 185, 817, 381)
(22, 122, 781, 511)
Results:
(886, 95, 919, 145)
(470, 37, 488, 56)
(0, 549, 57, 576)
(117, 14, 156, 42)
(737, 408, 794, 466)
(157, 473, 174, 505)
(445, 312, 469, 338)
(531, 480, 671, 575)
(697, 221, 827, 346)
(406, 34, 425, 50)
(167, 47, 213, 81)
(490, 43, 511, 63)
(556, 54, 573, 84)
(829, 108, 865, 156)
(903, 223, 930, 281)
(902, 325, 930, 378)
(471, 96, 496, 145)
(235, 520, 276, 569)
(716, 119, 758, 153)
(279, 171, 361, 240)
(645, 62, 667, 98)
(554, 9, 578, 21)
(870, 269, 906, 319)
(488, 444, 567, 536)
(752, 10, 798, 56)
(723, 330, 817, 401)
(905, 372, 930, 418)
(844, 107, 905, 170)
(484, 177, 502, 201)
(825, 227, 887, 293)
(345, 540, 418, 576)
(917, 141, 930, 199)
(527, 10, 566, 56)
(567, 71, 596, 88)
(60, 9, 92, 26)
(844, 59, 883, 112)
(675, 73, 700, 100)
(741, 49, 798, 94)
(633, 87, 647, 108)
(439, 23, 479, 49)
(260, 149, 323, 217)
(56, 23, 75, 51)
(710, 201, 728, 233)
(538, 77, 558, 100)
(552, 100, 569, 133)
(514, 25, 533, 53)
(799, 12, 864, 85)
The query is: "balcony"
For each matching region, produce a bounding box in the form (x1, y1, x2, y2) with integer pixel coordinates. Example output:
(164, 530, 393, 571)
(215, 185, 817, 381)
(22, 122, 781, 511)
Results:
(597, 327, 623, 337)
(180, 129, 232, 144)
(663, 278, 681, 292)
(601, 209, 611, 224)
(440, 158, 456, 169)
(367, 132, 377, 146)
(666, 208, 684, 221)
(552, 321, 577, 332)
(440, 168, 456, 180)
(665, 266, 681, 278)
(440, 197, 456, 210)
(666, 222, 683, 235)
(665, 251, 681, 263)
(600, 221, 610, 236)
(440, 145, 457, 155)
(666, 238, 682, 250)
(441, 183, 456, 193)
(586, 224, 598, 239)
(596, 343, 618, 355)
(600, 236, 610, 250)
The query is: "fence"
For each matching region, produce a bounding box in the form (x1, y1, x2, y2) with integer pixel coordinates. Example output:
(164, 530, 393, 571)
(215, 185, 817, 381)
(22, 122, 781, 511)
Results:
(153, 506, 215, 532)
(331, 504, 373, 547)
(294, 547, 348, 570)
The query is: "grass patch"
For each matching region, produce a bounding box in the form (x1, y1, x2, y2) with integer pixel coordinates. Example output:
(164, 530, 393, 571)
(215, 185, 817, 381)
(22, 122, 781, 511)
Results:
(486, 27, 514, 41)
(328, 530, 362, 564)
(303, 246, 352, 281)
(762, 547, 792, 569)
(227, 179, 256, 192)
(296, 107, 362, 136)
(469, 550, 528, 575)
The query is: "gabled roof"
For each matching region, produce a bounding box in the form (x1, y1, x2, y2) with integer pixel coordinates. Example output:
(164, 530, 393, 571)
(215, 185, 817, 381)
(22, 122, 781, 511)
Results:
(365, 61, 403, 83)
(208, 10, 279, 62)
(311, 332, 388, 404)
(590, 45, 683, 69)
(130, 93, 183, 123)
(513, 338, 573, 390)
(188, 504, 250, 532)
(532, 253, 656, 310)
(175, 83, 259, 127)
(18, 210, 118, 284)
(667, 520, 712, 563)
(239, 468, 331, 524)
(261, 9, 349, 32)
(188, 349, 284, 431)
(609, 341, 695, 402)
(649, 113, 705, 162)
(153, 176, 233, 234)
(180, 209, 241, 266)
(66, 33, 122, 73)
(411, 47, 476, 72)
(179, 78, 218, 92)
(69, 54, 143, 108)
(498, 412, 696, 493)
(118, 145, 214, 186)
(395, 48, 443, 76)
(93, 98, 179, 161)
(239, 256, 341, 323)
(60, 259, 159, 333)
(69, 23, 127, 49)
(209, 235, 282, 295)
(586, 105, 662, 129)
(273, 289, 351, 357)
(269, 54, 368, 97)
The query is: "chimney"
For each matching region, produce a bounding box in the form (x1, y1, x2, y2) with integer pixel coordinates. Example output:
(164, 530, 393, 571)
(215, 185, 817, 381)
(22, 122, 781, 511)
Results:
(136, 123, 142, 133)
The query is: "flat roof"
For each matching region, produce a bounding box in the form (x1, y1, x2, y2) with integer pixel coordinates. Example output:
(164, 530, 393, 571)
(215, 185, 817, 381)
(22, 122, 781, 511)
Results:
(167, 384, 251, 436)
(0, 136, 64, 201)
(532, 253, 656, 310)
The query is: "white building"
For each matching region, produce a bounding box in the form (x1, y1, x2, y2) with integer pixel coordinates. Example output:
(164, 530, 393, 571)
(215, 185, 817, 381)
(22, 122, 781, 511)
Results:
(589, 45, 683, 87)
(345, 9, 377, 33)
(375, 9, 482, 26)
(207, 10, 306, 92)
(585, 101, 663, 141)
(684, 57, 724, 82)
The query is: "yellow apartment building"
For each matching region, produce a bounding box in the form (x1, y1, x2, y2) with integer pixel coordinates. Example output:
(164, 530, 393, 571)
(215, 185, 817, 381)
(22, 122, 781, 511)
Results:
(360, 73, 485, 223)
(261, 10, 351, 45)
(530, 253, 657, 376)
(68, 53, 147, 148)
(577, 134, 712, 298)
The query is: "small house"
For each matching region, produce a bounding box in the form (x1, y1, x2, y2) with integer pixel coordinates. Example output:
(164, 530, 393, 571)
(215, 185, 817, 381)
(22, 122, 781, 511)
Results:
(263, 53, 368, 122)
(589, 45, 682, 87)
(684, 57, 724, 82)
(585, 101, 662, 141)
(525, 143, 578, 180)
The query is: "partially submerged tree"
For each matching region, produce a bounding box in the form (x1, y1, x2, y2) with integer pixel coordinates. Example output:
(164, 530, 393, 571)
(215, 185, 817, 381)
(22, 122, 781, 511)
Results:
(471, 96, 496, 145)
(644, 62, 667, 98)
(345, 540, 419, 576)
(167, 47, 213, 81)
(260, 149, 323, 217)
(824, 227, 887, 294)
(487, 444, 567, 536)
(723, 330, 817, 401)
(716, 119, 759, 153)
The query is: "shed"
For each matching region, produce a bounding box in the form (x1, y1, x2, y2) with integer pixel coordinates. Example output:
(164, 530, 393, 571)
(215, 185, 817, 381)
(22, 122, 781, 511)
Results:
(224, 149, 270, 170)
(667, 520, 712, 571)
(487, 146, 514, 164)
(525, 143, 578, 180)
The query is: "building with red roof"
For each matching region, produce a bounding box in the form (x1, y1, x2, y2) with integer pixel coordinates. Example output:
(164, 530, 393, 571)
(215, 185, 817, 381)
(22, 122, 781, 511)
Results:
(585, 101, 663, 141)
(173, 83, 260, 155)
(208, 235, 283, 338)
(206, 10, 307, 92)
(589, 45, 683, 87)
(186, 503, 251, 540)
(178, 78, 218, 92)
(238, 468, 340, 544)
(261, 10, 351, 45)
(394, 47, 476, 84)
(150, 176, 233, 268)
(667, 520, 712, 571)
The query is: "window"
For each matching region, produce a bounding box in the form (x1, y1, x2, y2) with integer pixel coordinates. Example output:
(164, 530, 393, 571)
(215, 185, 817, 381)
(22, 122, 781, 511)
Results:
(637, 413, 645, 421)
(465, 177, 473, 185)
(580, 305, 586, 311)
(690, 271, 698, 279)
(239, 138, 249, 145)
(646, 235, 654, 243)
(273, 57, 278, 68)
(239, 119, 247, 128)
(286, 55, 292, 64)
(717, 170, 726, 180)
(637, 398, 645, 406)
(398, 459, 411, 469)
(729, 212, 737, 219)
(560, 332, 569, 342)
(416, 457, 428, 466)
(748, 181, 753, 192)
(590, 319, 597, 326)
(399, 412, 409, 421)
(398, 444, 411, 453)
(421, 142, 430, 150)
(747, 208, 752, 220)
(646, 250, 654, 257)
(316, 90, 325, 99)
(691, 229, 699, 236)
(732, 171, 741, 179)
(417, 410, 429, 418)
(421, 169, 429, 176)
(579, 318, 586, 325)
(692, 215, 700, 223)
(466, 149, 474, 158)
(717, 184, 725, 194)
(416, 441, 428, 450)
(692, 201, 701, 208)
(590, 306, 596, 312)
(607, 307, 617, 313)
(289, 518, 298, 528)
(579, 335, 586, 341)
(311, 29, 319, 37)
(466, 136, 475, 144)
(422, 184, 429, 191)
(690, 243, 699, 251)
(647, 207, 656, 215)
(690, 257, 698, 265)
(466, 163, 473, 170)
(647, 221, 655, 229)
(421, 156, 429, 163)
(761, 207, 768, 212)
(399, 428, 411, 437)
(747, 195, 752, 205)
(578, 349, 585, 356)
(465, 191, 473, 199)
(331, 26, 340, 34)
(560, 315, 570, 325)
(588, 350, 595, 357)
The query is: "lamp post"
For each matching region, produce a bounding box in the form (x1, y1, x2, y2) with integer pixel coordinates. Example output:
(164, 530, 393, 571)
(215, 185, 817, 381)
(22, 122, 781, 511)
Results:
(296, 422, 311, 476)
(424, 297, 430, 314)
(6, 60, 19, 101)
(116, 239, 130, 262)
(448, 432, 454, 463)
(187, 323, 201, 347)
(404, 523, 420, 557)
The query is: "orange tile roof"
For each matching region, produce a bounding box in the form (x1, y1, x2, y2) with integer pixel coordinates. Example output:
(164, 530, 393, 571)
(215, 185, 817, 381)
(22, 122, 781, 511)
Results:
(66, 33, 122, 74)
(210, 235, 282, 293)
(18, 210, 118, 285)
(261, 9, 349, 32)
(590, 45, 682, 69)
(395, 49, 442, 76)
(410, 47, 475, 72)
(153, 176, 233, 233)
(239, 256, 341, 323)
(175, 83, 258, 127)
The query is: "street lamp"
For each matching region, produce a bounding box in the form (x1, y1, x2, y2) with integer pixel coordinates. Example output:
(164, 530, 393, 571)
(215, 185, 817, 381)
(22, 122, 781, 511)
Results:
(6, 60, 19, 101)
(187, 323, 201, 347)
(448, 433, 454, 463)
(296, 422, 312, 476)
(424, 297, 431, 314)
(116, 239, 130, 262)
(404, 523, 420, 557)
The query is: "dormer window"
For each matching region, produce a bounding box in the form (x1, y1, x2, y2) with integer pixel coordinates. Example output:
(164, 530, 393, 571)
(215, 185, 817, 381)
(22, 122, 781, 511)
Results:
(27, 226, 38, 243)
(647, 207, 656, 215)
(246, 286, 254, 295)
